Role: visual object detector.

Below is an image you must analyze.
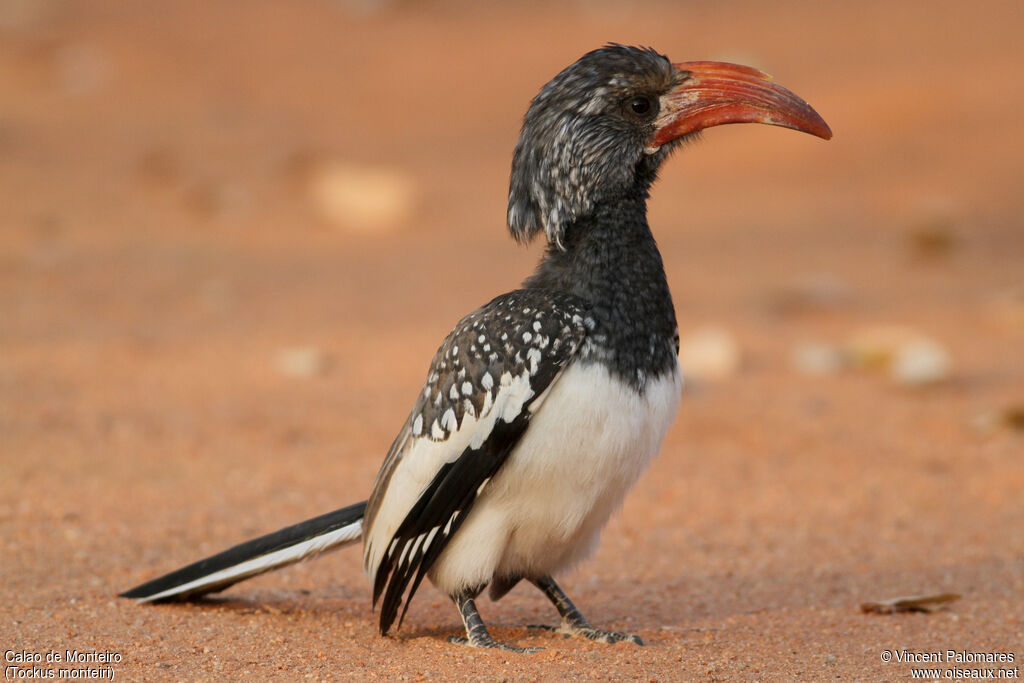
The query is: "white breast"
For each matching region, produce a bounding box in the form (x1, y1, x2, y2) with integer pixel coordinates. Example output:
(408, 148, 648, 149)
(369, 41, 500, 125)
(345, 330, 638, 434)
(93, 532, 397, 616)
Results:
(428, 361, 682, 594)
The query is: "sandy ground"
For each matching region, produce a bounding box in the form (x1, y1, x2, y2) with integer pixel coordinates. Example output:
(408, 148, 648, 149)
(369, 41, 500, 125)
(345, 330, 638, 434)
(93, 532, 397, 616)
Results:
(2, 1, 1022, 680)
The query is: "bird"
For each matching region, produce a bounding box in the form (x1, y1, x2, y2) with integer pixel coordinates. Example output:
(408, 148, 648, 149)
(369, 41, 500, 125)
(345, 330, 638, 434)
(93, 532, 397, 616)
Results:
(121, 44, 831, 652)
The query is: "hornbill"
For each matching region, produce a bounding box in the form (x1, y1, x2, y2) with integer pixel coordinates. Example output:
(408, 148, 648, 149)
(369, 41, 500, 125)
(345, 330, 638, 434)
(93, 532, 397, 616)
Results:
(122, 44, 830, 651)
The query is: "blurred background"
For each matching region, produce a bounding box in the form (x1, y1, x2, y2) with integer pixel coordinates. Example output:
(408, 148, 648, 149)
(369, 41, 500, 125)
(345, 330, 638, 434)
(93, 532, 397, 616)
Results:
(2, 1, 1021, 679)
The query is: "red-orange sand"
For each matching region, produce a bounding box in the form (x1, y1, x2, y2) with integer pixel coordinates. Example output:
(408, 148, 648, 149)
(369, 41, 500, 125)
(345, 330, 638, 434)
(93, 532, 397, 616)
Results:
(2, 1, 1021, 680)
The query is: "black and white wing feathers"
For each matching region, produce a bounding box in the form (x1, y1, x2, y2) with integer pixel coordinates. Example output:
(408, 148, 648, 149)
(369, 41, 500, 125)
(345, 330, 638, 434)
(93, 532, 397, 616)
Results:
(363, 289, 588, 634)
(121, 501, 367, 602)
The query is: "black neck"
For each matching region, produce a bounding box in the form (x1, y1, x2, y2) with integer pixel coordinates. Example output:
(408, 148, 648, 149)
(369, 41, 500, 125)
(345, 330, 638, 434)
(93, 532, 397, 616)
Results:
(522, 191, 678, 388)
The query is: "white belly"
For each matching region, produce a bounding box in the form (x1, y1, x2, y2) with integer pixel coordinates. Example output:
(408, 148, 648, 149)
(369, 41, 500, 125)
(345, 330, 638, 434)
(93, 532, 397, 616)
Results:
(429, 361, 682, 594)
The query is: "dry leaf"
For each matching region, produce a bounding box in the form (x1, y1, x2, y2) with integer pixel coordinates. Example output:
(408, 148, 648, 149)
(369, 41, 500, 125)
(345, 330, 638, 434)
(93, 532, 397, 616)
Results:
(860, 592, 960, 614)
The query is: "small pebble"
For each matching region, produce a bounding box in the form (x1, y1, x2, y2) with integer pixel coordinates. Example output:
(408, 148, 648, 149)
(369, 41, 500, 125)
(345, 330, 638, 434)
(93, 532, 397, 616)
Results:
(792, 342, 846, 375)
(275, 347, 331, 378)
(845, 325, 951, 386)
(678, 326, 741, 381)
(906, 197, 962, 262)
(907, 218, 960, 261)
(846, 325, 920, 370)
(972, 406, 1024, 434)
(306, 160, 417, 233)
(890, 338, 950, 386)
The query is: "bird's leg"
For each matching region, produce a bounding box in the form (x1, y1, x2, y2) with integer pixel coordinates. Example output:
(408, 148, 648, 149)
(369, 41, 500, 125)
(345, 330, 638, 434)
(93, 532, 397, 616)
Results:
(529, 576, 643, 645)
(448, 590, 540, 653)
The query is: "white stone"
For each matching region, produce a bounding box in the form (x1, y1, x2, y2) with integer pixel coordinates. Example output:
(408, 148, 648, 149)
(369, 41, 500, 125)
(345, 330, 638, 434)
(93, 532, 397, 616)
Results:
(307, 160, 417, 233)
(677, 326, 741, 380)
(890, 338, 951, 386)
(274, 347, 330, 378)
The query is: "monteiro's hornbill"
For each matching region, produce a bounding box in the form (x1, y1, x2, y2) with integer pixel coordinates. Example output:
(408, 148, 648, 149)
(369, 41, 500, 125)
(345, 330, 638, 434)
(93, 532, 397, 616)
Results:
(122, 45, 831, 651)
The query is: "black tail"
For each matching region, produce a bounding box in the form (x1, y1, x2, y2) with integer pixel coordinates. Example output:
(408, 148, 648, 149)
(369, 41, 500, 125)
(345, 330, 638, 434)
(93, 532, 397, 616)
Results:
(121, 501, 367, 602)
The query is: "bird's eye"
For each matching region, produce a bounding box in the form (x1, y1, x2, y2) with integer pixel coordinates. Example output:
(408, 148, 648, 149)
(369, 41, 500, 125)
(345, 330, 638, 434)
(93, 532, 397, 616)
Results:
(628, 95, 656, 118)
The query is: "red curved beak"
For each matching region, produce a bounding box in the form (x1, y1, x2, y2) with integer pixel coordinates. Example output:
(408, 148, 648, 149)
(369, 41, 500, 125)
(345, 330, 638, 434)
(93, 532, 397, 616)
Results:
(649, 61, 832, 150)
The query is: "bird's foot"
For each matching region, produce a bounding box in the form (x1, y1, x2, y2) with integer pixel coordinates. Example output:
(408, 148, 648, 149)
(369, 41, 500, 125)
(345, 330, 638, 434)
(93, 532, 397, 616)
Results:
(447, 634, 541, 653)
(529, 621, 643, 645)
(450, 591, 542, 653)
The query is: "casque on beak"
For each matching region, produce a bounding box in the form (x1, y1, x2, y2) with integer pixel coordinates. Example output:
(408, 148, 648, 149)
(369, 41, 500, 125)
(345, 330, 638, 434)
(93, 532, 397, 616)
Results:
(647, 61, 832, 153)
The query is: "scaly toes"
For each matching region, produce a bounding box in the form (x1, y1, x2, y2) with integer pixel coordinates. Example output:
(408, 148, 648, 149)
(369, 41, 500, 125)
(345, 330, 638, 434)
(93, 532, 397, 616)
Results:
(554, 622, 644, 645)
(577, 627, 643, 646)
(447, 634, 541, 654)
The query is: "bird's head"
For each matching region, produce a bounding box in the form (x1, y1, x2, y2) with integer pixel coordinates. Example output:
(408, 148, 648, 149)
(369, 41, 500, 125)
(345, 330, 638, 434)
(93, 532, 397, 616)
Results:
(508, 44, 831, 248)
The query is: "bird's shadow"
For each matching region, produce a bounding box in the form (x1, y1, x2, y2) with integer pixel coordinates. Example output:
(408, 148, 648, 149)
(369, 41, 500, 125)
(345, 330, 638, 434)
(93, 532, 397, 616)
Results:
(129, 555, 992, 646)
